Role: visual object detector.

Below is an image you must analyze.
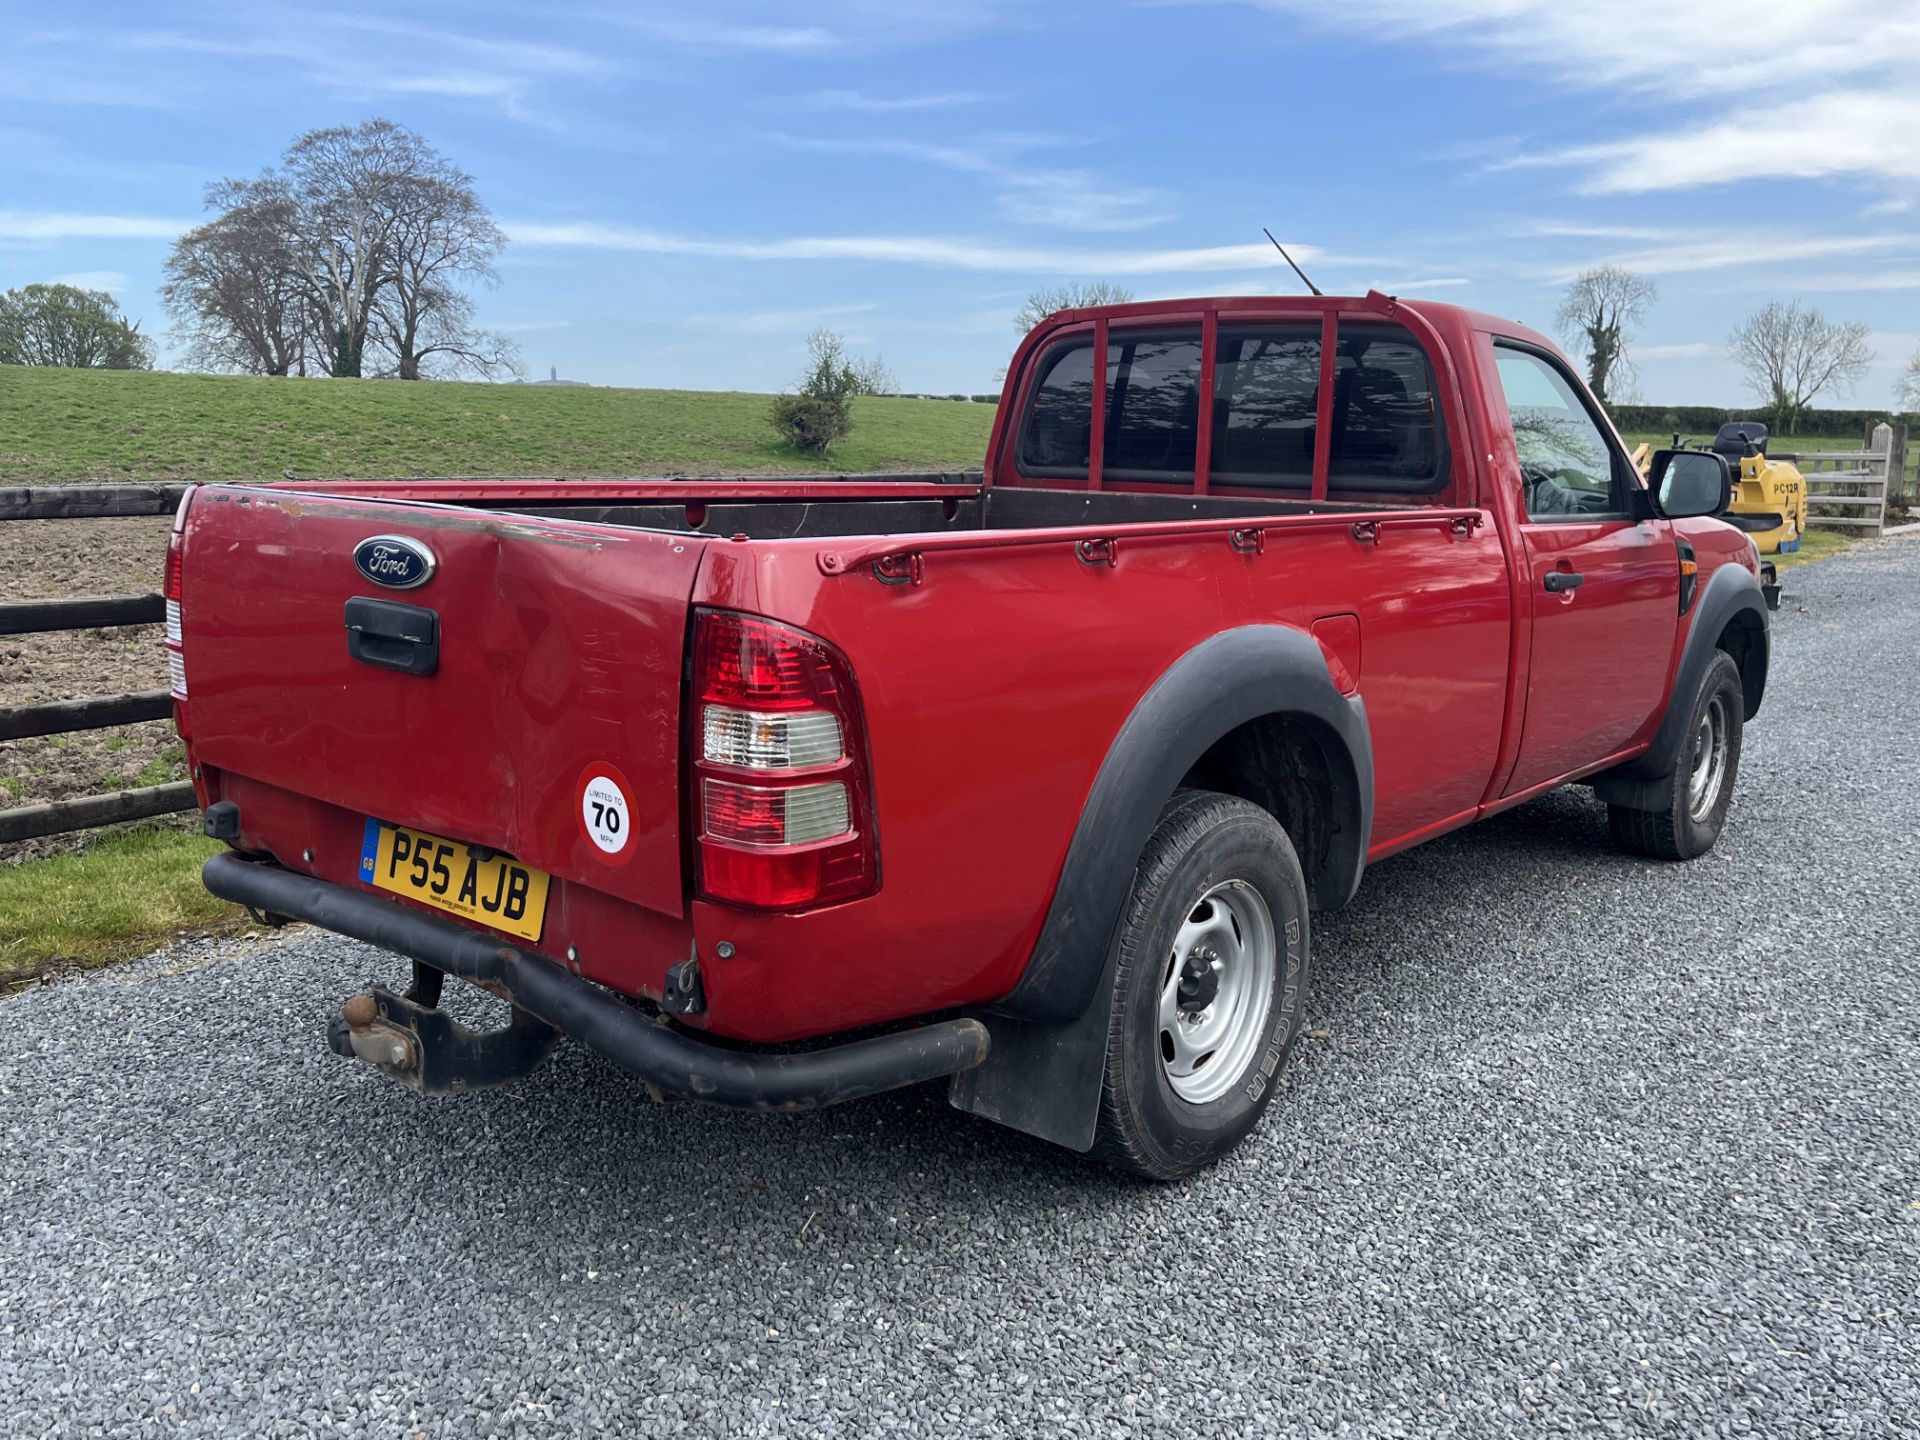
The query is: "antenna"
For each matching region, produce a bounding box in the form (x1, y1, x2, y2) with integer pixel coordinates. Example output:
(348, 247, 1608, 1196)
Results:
(1262, 227, 1323, 297)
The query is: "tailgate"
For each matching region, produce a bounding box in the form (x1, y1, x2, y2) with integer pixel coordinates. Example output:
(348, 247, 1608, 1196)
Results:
(179, 486, 709, 918)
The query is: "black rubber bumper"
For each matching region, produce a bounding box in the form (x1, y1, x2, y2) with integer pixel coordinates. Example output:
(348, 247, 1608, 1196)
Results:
(202, 852, 991, 1111)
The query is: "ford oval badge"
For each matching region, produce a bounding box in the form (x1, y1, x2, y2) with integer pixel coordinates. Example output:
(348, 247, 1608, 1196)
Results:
(353, 534, 436, 589)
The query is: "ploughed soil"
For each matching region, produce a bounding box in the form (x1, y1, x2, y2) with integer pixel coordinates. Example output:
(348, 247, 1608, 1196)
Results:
(1, 517, 188, 864)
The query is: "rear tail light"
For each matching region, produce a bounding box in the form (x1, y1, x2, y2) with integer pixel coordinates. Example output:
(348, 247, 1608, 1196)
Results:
(164, 494, 198, 758)
(163, 530, 186, 699)
(690, 610, 877, 909)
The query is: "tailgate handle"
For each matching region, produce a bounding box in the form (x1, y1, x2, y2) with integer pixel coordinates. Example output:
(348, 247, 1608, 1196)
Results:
(344, 597, 439, 677)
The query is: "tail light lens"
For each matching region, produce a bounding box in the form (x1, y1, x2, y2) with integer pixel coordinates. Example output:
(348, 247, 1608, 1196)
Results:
(164, 493, 198, 758)
(163, 531, 186, 699)
(690, 610, 877, 909)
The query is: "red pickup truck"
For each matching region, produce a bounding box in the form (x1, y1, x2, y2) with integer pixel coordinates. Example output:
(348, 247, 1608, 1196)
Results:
(176, 291, 1769, 1179)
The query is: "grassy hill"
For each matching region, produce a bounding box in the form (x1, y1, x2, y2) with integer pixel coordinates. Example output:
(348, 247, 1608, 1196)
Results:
(0, 364, 999, 484)
(1, 363, 1880, 487)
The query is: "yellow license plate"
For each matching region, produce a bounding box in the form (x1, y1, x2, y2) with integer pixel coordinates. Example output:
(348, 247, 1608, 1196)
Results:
(358, 819, 550, 942)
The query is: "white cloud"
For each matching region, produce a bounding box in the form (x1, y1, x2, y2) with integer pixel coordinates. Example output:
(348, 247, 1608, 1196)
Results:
(370, 71, 529, 100)
(1545, 233, 1916, 281)
(1543, 93, 1920, 195)
(996, 171, 1168, 233)
(50, 270, 128, 293)
(806, 90, 988, 112)
(770, 133, 1002, 174)
(0, 211, 187, 240)
(684, 302, 880, 335)
(1218, 0, 1920, 196)
(1216, 0, 1920, 97)
(769, 133, 1170, 233)
(595, 13, 838, 52)
(1522, 221, 1681, 243)
(505, 220, 1314, 276)
(65, 20, 614, 125)
(492, 319, 573, 334)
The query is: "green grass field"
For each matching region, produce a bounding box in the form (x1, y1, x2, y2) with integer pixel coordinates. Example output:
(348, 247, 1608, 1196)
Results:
(0, 363, 999, 483)
(0, 828, 252, 989)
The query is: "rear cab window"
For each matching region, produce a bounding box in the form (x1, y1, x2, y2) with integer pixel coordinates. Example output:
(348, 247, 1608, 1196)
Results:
(1019, 330, 1204, 484)
(1013, 309, 1451, 500)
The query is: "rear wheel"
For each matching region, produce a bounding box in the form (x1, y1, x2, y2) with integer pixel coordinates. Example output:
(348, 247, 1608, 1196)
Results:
(1091, 791, 1309, 1181)
(1608, 651, 1744, 860)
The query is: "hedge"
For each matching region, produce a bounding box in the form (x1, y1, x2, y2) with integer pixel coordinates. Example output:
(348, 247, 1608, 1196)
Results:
(1606, 403, 1916, 438)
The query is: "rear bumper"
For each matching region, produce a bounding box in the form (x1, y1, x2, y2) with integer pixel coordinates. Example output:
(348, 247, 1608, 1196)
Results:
(202, 852, 991, 1110)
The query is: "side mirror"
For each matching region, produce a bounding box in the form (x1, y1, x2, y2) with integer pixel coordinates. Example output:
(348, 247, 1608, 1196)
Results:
(1649, 448, 1730, 519)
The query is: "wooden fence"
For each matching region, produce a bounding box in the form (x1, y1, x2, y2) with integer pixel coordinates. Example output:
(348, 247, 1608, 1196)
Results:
(0, 484, 196, 845)
(1774, 422, 1899, 537)
(1865, 419, 1918, 509)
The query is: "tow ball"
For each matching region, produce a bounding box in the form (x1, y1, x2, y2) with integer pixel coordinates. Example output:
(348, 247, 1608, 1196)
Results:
(327, 962, 560, 1094)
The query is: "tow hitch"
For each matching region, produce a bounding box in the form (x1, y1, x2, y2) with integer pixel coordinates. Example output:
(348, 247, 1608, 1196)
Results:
(327, 963, 561, 1094)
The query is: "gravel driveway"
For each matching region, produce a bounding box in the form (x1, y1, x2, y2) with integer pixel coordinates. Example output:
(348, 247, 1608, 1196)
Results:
(4, 540, 1916, 1438)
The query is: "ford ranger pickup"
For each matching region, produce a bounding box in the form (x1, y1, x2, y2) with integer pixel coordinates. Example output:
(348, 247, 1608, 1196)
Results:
(174, 291, 1770, 1179)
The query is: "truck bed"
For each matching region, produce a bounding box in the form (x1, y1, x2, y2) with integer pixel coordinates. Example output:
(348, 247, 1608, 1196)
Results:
(274, 472, 1393, 543)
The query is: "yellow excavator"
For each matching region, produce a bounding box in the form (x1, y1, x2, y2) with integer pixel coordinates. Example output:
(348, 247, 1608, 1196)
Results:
(1631, 422, 1806, 554)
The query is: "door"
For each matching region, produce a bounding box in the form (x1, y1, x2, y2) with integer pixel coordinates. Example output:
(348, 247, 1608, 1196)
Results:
(1493, 343, 1679, 795)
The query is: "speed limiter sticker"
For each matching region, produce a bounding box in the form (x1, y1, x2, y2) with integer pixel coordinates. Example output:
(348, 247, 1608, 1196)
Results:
(576, 765, 636, 862)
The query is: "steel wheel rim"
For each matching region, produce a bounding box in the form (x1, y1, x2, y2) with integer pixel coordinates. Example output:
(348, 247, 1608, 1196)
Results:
(1687, 693, 1729, 821)
(1157, 879, 1277, 1105)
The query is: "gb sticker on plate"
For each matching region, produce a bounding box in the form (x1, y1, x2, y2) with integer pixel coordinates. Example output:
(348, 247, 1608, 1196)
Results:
(577, 765, 635, 862)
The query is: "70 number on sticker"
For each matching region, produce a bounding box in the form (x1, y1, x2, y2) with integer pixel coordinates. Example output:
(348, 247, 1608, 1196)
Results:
(581, 773, 632, 856)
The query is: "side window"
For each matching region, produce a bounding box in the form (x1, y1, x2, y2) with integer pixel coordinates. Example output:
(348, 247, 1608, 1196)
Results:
(1018, 339, 1096, 476)
(1103, 331, 1201, 480)
(1327, 326, 1446, 493)
(1212, 326, 1320, 490)
(1494, 346, 1621, 520)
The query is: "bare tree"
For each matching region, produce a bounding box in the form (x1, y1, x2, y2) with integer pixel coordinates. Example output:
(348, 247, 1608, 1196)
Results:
(372, 287, 518, 380)
(162, 182, 309, 376)
(1554, 266, 1655, 405)
(171, 120, 512, 381)
(1014, 281, 1135, 334)
(1898, 347, 1920, 413)
(282, 119, 439, 378)
(852, 352, 898, 396)
(371, 161, 513, 379)
(1728, 301, 1873, 433)
(0, 283, 153, 369)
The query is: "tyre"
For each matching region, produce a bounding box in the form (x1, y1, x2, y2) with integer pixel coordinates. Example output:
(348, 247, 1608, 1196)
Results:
(1608, 651, 1744, 861)
(1091, 790, 1309, 1182)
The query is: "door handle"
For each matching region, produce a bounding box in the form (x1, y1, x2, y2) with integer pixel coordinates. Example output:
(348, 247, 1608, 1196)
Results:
(1542, 570, 1584, 593)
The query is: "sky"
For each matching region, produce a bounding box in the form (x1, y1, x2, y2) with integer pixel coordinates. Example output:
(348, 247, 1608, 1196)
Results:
(3, 0, 1918, 403)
